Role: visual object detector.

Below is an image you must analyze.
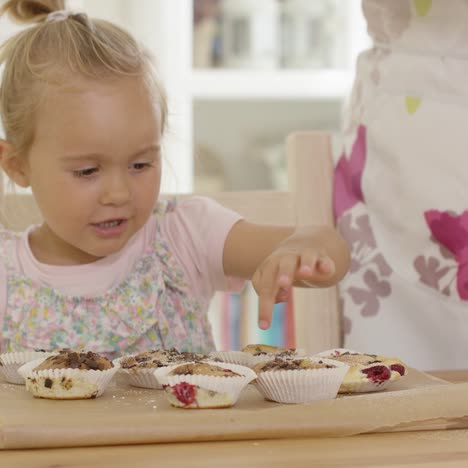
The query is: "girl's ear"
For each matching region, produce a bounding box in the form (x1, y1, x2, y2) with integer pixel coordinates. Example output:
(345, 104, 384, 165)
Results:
(0, 140, 30, 188)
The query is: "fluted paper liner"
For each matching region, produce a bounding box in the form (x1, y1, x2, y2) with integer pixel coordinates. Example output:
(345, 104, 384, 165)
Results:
(18, 358, 120, 399)
(0, 351, 56, 385)
(154, 361, 256, 407)
(120, 366, 163, 389)
(254, 358, 349, 403)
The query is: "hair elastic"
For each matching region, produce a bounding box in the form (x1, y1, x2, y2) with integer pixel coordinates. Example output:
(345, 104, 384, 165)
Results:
(46, 10, 72, 23)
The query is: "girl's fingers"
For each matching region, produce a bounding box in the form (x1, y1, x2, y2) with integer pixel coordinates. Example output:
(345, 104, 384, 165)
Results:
(297, 249, 319, 279)
(253, 262, 279, 330)
(275, 287, 291, 303)
(276, 254, 299, 288)
(253, 251, 335, 328)
(317, 256, 335, 276)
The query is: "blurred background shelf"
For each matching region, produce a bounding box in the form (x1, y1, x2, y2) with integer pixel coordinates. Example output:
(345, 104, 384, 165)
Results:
(192, 69, 354, 100)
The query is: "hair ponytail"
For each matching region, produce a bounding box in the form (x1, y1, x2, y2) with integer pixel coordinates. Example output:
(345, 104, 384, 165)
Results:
(0, 0, 65, 23)
(0, 0, 167, 158)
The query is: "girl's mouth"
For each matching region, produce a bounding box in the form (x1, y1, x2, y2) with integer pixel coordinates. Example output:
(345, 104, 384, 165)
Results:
(91, 219, 128, 237)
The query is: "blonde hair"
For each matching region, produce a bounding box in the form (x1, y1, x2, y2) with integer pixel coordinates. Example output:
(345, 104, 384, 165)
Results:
(0, 0, 168, 159)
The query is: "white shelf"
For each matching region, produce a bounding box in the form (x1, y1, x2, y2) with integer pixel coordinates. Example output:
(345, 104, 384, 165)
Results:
(191, 69, 355, 100)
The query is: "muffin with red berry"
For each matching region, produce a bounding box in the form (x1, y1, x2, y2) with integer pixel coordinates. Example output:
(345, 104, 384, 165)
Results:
(315, 349, 408, 393)
(18, 349, 119, 399)
(119, 348, 215, 389)
(253, 356, 349, 404)
(154, 361, 255, 409)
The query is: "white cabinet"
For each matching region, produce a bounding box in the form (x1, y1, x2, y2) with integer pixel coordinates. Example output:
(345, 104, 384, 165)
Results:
(191, 0, 369, 191)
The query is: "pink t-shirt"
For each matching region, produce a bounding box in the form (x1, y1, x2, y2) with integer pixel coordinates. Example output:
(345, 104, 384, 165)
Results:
(0, 196, 244, 355)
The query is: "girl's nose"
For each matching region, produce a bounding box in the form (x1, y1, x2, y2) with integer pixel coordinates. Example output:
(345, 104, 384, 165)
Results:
(100, 173, 132, 206)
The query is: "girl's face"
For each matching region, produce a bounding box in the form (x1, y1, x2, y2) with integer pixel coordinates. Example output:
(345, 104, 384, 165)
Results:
(22, 76, 162, 265)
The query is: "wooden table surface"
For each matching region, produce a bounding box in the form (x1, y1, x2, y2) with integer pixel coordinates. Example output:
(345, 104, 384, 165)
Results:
(2, 370, 468, 468)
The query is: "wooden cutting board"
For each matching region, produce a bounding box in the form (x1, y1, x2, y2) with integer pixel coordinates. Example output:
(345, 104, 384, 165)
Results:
(2, 369, 468, 449)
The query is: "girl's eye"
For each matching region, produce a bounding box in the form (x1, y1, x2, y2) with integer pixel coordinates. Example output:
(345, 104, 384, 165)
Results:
(131, 162, 153, 171)
(73, 167, 98, 178)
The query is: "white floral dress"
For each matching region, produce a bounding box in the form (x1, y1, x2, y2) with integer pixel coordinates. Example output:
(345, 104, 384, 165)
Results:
(0, 200, 216, 359)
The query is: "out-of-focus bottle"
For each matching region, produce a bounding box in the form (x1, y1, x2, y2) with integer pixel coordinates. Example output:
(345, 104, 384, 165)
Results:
(219, 0, 280, 69)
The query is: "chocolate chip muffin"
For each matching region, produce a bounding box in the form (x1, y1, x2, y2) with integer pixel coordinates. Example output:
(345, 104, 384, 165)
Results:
(253, 357, 337, 373)
(253, 356, 349, 404)
(119, 348, 215, 389)
(120, 348, 210, 370)
(211, 343, 304, 368)
(34, 350, 113, 371)
(168, 362, 241, 377)
(242, 344, 297, 357)
(19, 349, 118, 400)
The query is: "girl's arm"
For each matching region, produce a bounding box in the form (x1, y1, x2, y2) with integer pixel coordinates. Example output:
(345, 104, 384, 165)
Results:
(223, 221, 350, 329)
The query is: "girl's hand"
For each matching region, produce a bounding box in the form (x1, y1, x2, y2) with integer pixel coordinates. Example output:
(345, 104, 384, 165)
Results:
(223, 221, 350, 331)
(251, 246, 336, 330)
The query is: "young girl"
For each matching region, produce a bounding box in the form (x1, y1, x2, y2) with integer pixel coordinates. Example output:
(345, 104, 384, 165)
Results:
(0, 0, 349, 358)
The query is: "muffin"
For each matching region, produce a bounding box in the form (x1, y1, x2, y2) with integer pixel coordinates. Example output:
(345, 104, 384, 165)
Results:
(253, 356, 349, 404)
(18, 349, 119, 399)
(211, 343, 304, 368)
(315, 348, 408, 393)
(0, 350, 57, 385)
(154, 361, 256, 409)
(119, 348, 215, 389)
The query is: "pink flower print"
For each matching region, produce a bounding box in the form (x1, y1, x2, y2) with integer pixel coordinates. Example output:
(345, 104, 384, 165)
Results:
(339, 213, 376, 250)
(413, 256, 451, 292)
(424, 210, 468, 300)
(347, 270, 392, 317)
(338, 212, 393, 325)
(334, 125, 367, 220)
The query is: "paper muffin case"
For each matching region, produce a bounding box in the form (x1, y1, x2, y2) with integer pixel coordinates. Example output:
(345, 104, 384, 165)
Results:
(314, 348, 405, 394)
(210, 348, 306, 368)
(154, 361, 256, 409)
(209, 351, 252, 367)
(120, 366, 163, 389)
(18, 358, 120, 399)
(254, 358, 349, 404)
(0, 351, 57, 385)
